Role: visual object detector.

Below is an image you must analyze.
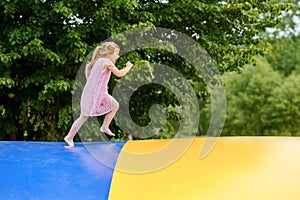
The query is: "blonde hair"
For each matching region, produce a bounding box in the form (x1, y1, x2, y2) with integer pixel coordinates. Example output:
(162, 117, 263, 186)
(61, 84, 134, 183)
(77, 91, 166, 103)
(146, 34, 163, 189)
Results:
(85, 42, 120, 79)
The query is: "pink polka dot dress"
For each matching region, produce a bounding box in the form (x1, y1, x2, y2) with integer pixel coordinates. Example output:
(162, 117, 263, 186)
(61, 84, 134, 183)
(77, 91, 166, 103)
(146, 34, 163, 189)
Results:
(80, 58, 117, 117)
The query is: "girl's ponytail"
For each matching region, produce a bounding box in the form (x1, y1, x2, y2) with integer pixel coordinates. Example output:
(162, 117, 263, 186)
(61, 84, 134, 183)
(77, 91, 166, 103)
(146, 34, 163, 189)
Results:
(85, 61, 92, 79)
(85, 46, 102, 79)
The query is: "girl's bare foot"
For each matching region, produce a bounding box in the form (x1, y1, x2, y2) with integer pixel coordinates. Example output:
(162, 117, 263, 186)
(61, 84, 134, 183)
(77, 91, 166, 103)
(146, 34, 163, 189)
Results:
(100, 127, 115, 136)
(64, 136, 74, 147)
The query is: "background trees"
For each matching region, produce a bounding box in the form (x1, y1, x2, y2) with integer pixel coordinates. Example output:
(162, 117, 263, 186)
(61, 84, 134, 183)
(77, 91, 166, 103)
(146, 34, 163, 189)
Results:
(222, 53, 300, 136)
(220, 0, 300, 136)
(0, 0, 290, 141)
(222, 57, 281, 136)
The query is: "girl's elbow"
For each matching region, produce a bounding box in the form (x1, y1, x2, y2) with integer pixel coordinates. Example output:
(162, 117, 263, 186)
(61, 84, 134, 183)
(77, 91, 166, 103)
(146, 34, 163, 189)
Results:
(119, 73, 126, 77)
(115, 72, 124, 77)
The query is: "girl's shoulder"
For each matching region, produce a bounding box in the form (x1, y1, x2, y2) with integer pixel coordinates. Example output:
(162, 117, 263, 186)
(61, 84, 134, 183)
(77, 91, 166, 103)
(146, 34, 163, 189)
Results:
(96, 58, 113, 65)
(93, 58, 114, 73)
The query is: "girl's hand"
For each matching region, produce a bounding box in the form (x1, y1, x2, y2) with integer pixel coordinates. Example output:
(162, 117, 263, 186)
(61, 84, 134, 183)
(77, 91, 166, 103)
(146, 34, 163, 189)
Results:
(126, 61, 133, 68)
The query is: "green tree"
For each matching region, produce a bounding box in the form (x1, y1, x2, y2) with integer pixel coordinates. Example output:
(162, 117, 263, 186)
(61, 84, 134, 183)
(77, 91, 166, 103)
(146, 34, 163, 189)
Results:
(0, 0, 289, 141)
(221, 55, 300, 136)
(221, 57, 283, 136)
(266, 0, 300, 38)
(262, 71, 300, 135)
(264, 0, 300, 76)
(266, 36, 300, 76)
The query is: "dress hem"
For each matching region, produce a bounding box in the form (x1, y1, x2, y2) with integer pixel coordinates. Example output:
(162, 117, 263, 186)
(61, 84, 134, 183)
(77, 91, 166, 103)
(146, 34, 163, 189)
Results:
(81, 107, 113, 117)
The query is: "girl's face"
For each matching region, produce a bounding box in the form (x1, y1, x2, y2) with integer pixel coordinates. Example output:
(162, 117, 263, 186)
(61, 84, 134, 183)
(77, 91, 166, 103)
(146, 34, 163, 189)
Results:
(111, 49, 120, 64)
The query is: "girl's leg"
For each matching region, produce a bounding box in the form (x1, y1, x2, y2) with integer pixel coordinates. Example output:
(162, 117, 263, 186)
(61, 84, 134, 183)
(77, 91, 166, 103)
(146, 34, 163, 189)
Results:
(100, 99, 119, 136)
(64, 115, 88, 146)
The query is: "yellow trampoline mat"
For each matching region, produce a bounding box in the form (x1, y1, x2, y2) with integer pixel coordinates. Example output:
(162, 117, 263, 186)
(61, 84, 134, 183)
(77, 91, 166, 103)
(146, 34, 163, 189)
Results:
(109, 137, 300, 200)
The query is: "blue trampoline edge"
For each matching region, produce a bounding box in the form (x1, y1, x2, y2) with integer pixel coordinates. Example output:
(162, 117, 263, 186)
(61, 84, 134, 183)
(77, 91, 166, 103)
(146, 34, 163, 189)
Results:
(0, 141, 127, 200)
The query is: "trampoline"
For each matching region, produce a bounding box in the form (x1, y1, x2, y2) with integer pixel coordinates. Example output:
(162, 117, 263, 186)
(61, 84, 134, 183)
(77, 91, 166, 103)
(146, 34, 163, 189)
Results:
(0, 141, 125, 200)
(1, 137, 300, 200)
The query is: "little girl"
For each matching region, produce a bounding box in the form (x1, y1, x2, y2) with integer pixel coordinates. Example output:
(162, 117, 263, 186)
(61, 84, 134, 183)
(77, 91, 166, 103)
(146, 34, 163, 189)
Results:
(64, 42, 133, 146)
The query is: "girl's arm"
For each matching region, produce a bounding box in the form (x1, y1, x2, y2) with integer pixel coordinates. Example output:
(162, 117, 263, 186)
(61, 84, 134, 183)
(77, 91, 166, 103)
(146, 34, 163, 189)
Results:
(107, 62, 133, 77)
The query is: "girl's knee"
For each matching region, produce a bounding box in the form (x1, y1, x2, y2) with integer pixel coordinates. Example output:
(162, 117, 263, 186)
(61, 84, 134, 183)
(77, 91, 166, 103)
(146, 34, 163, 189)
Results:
(109, 96, 119, 111)
(113, 101, 119, 110)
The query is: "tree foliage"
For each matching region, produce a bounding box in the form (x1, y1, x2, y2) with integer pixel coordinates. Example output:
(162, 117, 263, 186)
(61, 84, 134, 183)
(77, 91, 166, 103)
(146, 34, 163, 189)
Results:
(222, 54, 300, 136)
(222, 57, 282, 135)
(0, 0, 289, 141)
(266, 0, 300, 38)
(266, 36, 300, 76)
